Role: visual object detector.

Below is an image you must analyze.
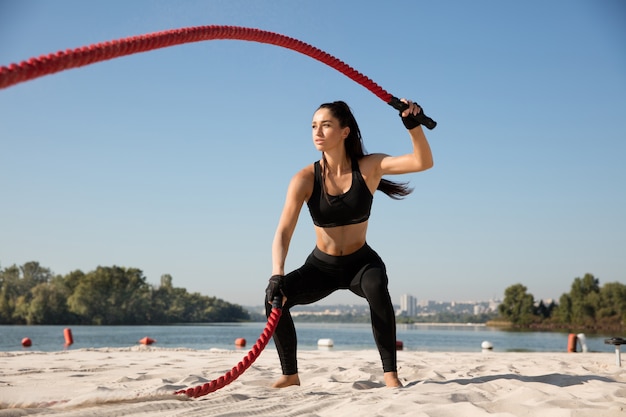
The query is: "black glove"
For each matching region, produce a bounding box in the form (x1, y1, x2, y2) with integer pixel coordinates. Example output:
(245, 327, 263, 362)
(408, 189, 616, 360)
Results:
(388, 96, 437, 130)
(400, 103, 427, 130)
(265, 275, 284, 307)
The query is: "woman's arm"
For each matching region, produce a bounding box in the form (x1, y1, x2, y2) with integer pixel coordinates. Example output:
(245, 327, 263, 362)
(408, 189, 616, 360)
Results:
(271, 167, 312, 275)
(379, 100, 434, 175)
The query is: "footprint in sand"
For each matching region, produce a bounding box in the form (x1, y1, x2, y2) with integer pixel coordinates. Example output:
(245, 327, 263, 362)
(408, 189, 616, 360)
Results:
(352, 380, 384, 390)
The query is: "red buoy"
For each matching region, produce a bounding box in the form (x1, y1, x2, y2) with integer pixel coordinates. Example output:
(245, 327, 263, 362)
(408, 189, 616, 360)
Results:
(64, 328, 74, 346)
(395, 340, 404, 351)
(567, 333, 578, 352)
(139, 337, 156, 345)
(234, 338, 247, 347)
(21, 337, 32, 348)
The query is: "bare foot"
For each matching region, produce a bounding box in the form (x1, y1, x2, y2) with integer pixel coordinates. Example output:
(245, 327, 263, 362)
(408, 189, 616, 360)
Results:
(272, 374, 301, 388)
(384, 371, 403, 388)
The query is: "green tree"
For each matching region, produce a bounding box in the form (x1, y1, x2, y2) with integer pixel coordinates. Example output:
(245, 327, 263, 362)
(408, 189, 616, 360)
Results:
(1, 262, 249, 324)
(553, 293, 573, 324)
(160, 274, 173, 288)
(0, 262, 53, 323)
(63, 269, 86, 294)
(146, 275, 249, 323)
(569, 273, 600, 326)
(597, 282, 626, 325)
(67, 266, 151, 324)
(0, 264, 22, 323)
(161, 286, 189, 323)
(498, 284, 537, 326)
(20, 261, 52, 288)
(535, 299, 556, 319)
(23, 276, 73, 324)
(202, 296, 249, 322)
(146, 274, 175, 323)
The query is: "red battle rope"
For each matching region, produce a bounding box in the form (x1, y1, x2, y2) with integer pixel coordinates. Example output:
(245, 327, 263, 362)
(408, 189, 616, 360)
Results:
(174, 303, 282, 398)
(0, 25, 436, 128)
(0, 25, 387, 96)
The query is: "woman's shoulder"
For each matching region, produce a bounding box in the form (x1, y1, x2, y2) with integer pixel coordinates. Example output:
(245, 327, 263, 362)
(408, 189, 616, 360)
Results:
(290, 163, 315, 186)
(286, 163, 315, 201)
(358, 153, 389, 173)
(359, 153, 389, 162)
(297, 162, 315, 176)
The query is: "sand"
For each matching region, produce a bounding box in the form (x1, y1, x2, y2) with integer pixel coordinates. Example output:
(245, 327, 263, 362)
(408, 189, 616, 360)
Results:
(1, 346, 624, 416)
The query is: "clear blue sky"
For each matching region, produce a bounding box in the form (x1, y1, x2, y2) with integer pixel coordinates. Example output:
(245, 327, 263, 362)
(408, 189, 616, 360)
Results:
(1, 0, 624, 307)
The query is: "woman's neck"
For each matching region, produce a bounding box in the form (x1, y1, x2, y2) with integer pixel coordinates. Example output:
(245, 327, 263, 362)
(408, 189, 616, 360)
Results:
(322, 152, 351, 176)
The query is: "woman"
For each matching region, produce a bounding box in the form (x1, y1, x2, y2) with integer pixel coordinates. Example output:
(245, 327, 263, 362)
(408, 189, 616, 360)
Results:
(265, 99, 434, 388)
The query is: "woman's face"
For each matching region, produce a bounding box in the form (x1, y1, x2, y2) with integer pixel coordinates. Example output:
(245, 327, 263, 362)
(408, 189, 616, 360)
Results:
(311, 108, 349, 152)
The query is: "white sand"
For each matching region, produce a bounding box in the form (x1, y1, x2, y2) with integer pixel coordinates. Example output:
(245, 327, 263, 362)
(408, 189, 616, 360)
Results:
(1, 346, 624, 416)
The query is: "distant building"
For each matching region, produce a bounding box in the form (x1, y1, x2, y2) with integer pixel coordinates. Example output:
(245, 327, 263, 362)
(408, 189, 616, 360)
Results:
(488, 298, 501, 312)
(417, 299, 431, 308)
(399, 294, 416, 316)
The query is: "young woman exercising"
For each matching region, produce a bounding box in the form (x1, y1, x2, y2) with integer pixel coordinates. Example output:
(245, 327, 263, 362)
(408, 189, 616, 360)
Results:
(265, 98, 434, 388)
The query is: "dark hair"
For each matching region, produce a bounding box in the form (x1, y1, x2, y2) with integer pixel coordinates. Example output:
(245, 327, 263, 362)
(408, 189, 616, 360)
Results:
(317, 101, 412, 199)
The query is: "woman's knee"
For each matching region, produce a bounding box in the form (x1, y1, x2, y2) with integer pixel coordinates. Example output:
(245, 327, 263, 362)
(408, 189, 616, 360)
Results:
(360, 268, 389, 295)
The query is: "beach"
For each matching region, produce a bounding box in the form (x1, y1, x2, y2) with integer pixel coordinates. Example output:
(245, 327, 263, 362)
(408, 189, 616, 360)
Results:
(1, 346, 624, 416)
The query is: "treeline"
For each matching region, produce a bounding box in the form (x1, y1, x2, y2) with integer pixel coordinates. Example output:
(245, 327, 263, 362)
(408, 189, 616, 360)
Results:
(0, 261, 249, 325)
(498, 273, 626, 330)
(292, 313, 372, 324)
(287, 312, 498, 325)
(397, 311, 498, 325)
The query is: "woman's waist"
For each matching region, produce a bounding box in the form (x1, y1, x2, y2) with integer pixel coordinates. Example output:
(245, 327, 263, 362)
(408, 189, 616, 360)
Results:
(314, 240, 366, 257)
(312, 241, 373, 260)
(310, 242, 383, 270)
(314, 223, 367, 256)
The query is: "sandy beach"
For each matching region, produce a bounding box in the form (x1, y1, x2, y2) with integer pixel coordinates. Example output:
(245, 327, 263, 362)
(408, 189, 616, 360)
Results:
(1, 346, 624, 416)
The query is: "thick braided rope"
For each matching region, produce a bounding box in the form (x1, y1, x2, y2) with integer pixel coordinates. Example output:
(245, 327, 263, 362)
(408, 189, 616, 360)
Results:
(174, 305, 282, 398)
(0, 25, 392, 103)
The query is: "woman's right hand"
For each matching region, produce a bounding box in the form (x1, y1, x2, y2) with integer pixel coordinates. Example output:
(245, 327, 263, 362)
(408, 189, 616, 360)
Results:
(399, 98, 426, 130)
(266, 275, 285, 307)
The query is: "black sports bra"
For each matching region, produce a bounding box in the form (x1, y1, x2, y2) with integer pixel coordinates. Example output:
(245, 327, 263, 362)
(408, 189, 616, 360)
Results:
(306, 158, 373, 228)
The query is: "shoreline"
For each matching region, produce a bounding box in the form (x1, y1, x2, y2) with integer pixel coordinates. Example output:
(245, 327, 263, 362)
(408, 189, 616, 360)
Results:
(1, 322, 617, 355)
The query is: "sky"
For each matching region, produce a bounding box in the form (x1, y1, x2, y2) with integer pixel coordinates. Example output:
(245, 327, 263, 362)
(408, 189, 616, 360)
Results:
(1, 0, 624, 308)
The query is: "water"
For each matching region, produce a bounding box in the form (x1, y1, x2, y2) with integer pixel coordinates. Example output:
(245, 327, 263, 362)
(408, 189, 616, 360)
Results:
(0, 323, 616, 353)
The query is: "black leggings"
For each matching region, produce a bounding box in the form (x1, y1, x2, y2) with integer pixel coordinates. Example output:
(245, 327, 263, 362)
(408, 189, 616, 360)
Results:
(265, 244, 397, 375)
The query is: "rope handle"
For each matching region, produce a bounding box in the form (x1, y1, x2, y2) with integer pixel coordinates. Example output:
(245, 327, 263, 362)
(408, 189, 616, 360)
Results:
(388, 97, 437, 130)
